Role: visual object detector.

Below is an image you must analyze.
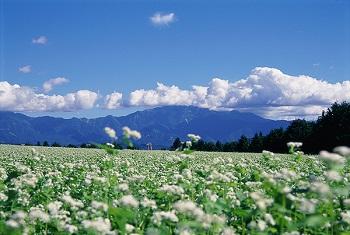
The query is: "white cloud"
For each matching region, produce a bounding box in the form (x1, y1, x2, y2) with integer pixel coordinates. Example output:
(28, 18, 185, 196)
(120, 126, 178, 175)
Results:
(129, 83, 195, 106)
(0, 81, 98, 112)
(43, 77, 69, 93)
(32, 36, 48, 45)
(104, 92, 123, 109)
(235, 105, 328, 120)
(18, 65, 31, 73)
(3, 67, 349, 119)
(124, 67, 350, 119)
(150, 12, 176, 26)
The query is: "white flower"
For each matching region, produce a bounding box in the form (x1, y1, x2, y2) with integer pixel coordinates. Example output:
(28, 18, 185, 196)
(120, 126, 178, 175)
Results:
(141, 197, 157, 209)
(283, 232, 300, 235)
(29, 207, 50, 223)
(11, 211, 27, 222)
(333, 146, 350, 157)
(299, 198, 317, 214)
(160, 184, 184, 195)
(0, 193, 8, 201)
(274, 168, 297, 181)
(249, 220, 267, 231)
(0, 168, 8, 180)
(31, 148, 37, 155)
(17, 173, 38, 187)
(257, 220, 267, 231)
(341, 211, 350, 224)
(117, 183, 129, 192)
(294, 151, 304, 155)
(264, 213, 275, 225)
(287, 142, 303, 148)
(61, 195, 84, 209)
(64, 224, 78, 234)
(319, 151, 345, 164)
(281, 186, 292, 194)
(187, 134, 201, 142)
(221, 227, 236, 235)
(324, 170, 342, 182)
(118, 195, 139, 208)
(106, 143, 115, 148)
(82, 217, 112, 234)
(104, 127, 116, 139)
(179, 228, 193, 235)
(343, 199, 350, 207)
(250, 192, 273, 210)
(47, 201, 63, 216)
(173, 200, 205, 219)
(262, 150, 274, 156)
(182, 169, 192, 179)
(287, 193, 297, 201)
(6, 219, 19, 228)
(152, 210, 178, 225)
(91, 200, 108, 212)
(125, 224, 135, 233)
(310, 182, 330, 195)
(204, 189, 219, 202)
(208, 170, 231, 182)
(122, 126, 141, 139)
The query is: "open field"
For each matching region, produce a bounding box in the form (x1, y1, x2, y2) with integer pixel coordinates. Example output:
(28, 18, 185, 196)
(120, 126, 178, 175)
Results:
(0, 145, 349, 234)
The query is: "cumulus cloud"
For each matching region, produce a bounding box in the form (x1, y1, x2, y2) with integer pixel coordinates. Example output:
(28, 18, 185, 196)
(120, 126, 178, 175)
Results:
(0, 81, 98, 112)
(104, 92, 123, 109)
(235, 105, 328, 121)
(124, 67, 350, 119)
(18, 65, 31, 74)
(32, 36, 48, 45)
(3, 67, 349, 119)
(150, 12, 176, 26)
(43, 77, 69, 93)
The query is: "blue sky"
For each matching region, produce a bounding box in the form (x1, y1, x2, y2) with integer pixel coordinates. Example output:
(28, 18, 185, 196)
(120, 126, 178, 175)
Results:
(0, 0, 349, 119)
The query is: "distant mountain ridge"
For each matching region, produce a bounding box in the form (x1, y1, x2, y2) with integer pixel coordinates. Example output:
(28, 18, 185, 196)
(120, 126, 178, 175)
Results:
(0, 106, 289, 148)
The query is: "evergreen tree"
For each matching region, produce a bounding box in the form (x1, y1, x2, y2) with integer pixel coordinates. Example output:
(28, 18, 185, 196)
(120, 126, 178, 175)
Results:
(309, 102, 350, 152)
(215, 141, 223, 151)
(263, 128, 286, 153)
(223, 141, 237, 152)
(250, 132, 264, 152)
(236, 135, 250, 152)
(51, 142, 61, 147)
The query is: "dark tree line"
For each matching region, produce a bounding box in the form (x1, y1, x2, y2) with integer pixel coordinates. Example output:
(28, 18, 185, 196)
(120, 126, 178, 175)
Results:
(170, 102, 350, 154)
(33, 141, 134, 149)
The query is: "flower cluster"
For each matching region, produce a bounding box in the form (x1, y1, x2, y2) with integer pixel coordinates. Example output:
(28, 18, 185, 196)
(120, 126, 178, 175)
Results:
(0, 144, 349, 234)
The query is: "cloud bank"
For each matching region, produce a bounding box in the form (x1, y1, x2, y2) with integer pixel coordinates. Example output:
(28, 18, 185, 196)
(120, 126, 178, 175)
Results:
(120, 67, 350, 119)
(150, 12, 176, 26)
(1, 67, 349, 119)
(104, 92, 123, 109)
(0, 81, 98, 112)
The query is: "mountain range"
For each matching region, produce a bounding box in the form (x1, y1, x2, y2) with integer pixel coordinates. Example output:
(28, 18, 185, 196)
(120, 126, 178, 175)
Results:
(0, 106, 289, 148)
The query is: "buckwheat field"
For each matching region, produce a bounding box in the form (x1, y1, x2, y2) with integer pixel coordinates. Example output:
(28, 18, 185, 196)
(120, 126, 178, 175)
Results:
(0, 145, 350, 235)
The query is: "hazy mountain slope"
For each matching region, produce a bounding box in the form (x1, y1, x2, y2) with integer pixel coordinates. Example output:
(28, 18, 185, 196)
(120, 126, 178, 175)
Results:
(0, 106, 289, 148)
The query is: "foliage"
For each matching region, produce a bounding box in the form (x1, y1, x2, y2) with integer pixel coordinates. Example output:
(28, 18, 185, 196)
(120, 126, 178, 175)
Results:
(174, 102, 350, 154)
(0, 145, 349, 234)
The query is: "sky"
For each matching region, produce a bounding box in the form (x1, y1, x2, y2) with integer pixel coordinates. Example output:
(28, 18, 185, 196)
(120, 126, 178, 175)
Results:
(0, 0, 349, 120)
